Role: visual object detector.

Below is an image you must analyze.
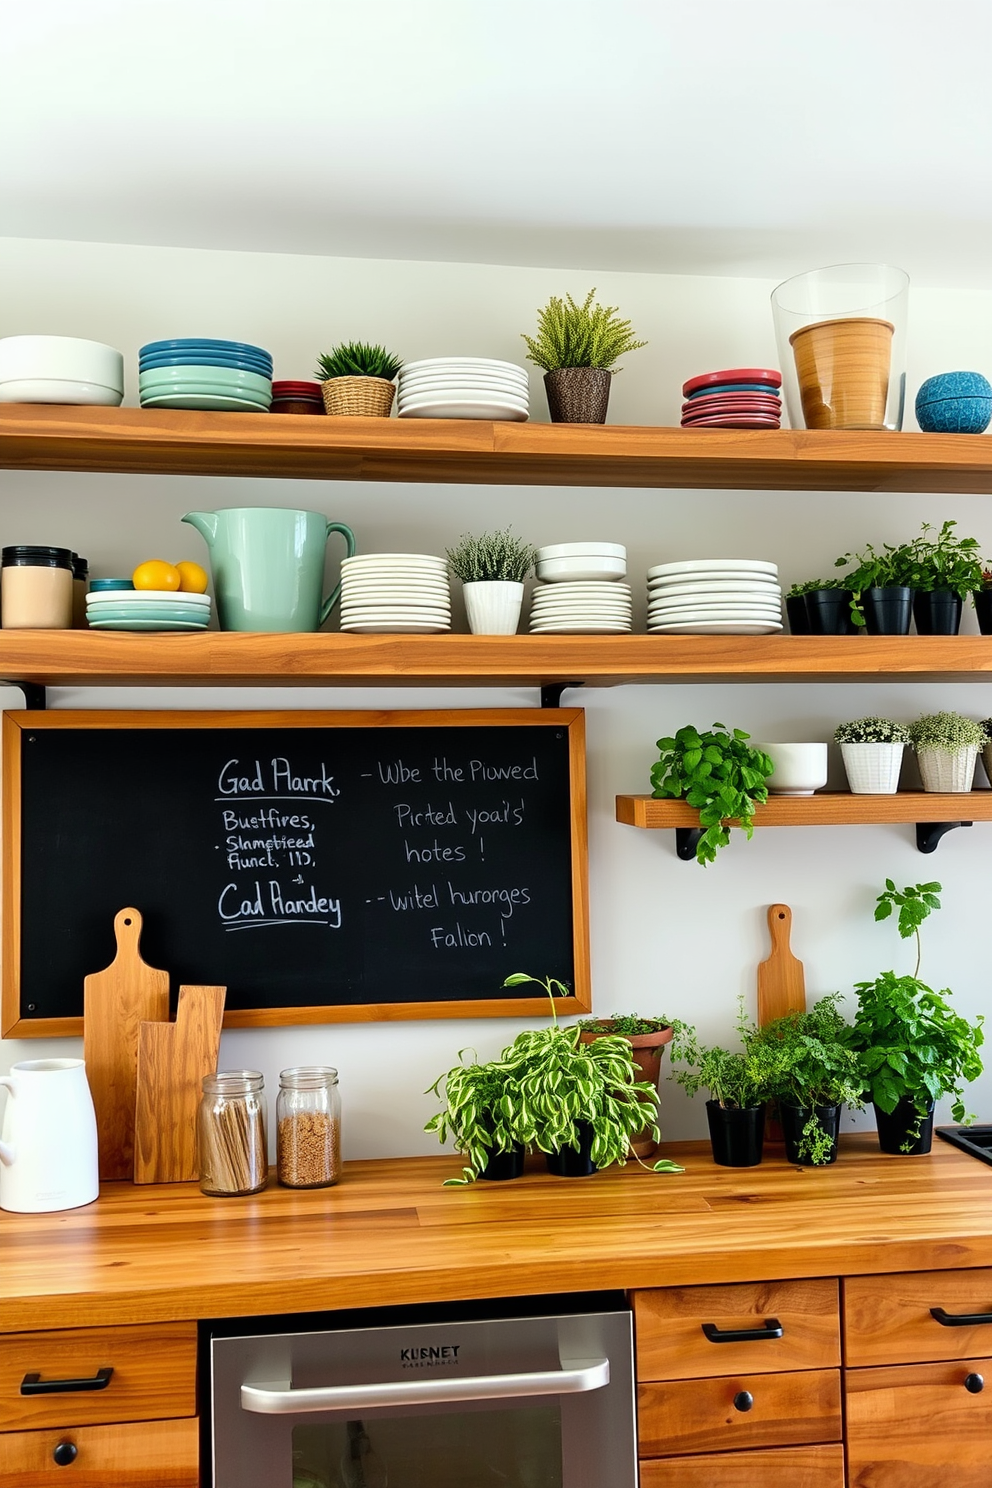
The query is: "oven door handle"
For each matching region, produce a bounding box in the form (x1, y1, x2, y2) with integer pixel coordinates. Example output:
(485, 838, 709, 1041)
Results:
(240, 1355, 610, 1414)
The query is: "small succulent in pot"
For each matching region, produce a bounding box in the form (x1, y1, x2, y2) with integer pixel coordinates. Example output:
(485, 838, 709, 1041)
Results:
(908, 711, 984, 792)
(314, 342, 403, 417)
(522, 289, 646, 424)
(834, 717, 911, 796)
(446, 527, 536, 635)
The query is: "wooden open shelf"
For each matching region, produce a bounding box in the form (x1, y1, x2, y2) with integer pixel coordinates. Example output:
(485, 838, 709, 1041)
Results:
(1, 632, 992, 690)
(616, 792, 992, 829)
(3, 406, 992, 490)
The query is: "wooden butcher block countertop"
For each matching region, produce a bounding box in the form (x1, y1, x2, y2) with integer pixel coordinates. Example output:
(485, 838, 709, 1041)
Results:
(2, 1135, 992, 1332)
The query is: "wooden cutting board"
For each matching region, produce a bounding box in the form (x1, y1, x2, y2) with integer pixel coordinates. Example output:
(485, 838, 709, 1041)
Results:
(134, 984, 226, 1185)
(83, 908, 170, 1181)
(757, 904, 807, 1026)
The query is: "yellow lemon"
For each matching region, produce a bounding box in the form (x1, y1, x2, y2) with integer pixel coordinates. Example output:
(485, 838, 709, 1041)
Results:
(132, 559, 181, 592)
(174, 560, 209, 594)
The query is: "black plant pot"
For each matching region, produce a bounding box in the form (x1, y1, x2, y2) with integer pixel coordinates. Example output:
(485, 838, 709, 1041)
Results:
(861, 586, 912, 635)
(779, 1102, 841, 1166)
(874, 1096, 935, 1155)
(480, 1143, 526, 1181)
(805, 589, 857, 636)
(545, 1121, 597, 1177)
(913, 588, 963, 635)
(975, 590, 992, 635)
(705, 1101, 765, 1168)
(786, 595, 811, 635)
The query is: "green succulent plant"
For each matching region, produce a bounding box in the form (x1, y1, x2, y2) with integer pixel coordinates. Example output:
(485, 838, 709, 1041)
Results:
(314, 342, 403, 381)
(446, 528, 536, 583)
(522, 289, 646, 372)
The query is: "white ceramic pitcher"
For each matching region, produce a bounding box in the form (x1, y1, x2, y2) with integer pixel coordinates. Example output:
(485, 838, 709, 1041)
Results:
(0, 1058, 99, 1212)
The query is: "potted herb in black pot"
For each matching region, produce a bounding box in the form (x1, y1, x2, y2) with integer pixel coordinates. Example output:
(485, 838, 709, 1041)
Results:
(900, 520, 983, 634)
(754, 994, 864, 1166)
(425, 1055, 526, 1184)
(802, 578, 858, 635)
(667, 1002, 778, 1167)
(844, 880, 984, 1154)
(785, 581, 814, 634)
(835, 540, 914, 634)
(974, 568, 992, 634)
(649, 722, 773, 866)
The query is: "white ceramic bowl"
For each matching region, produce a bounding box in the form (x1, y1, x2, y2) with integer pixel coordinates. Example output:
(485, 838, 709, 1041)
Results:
(753, 742, 829, 796)
(536, 555, 628, 582)
(535, 542, 627, 561)
(0, 336, 124, 391)
(0, 378, 123, 406)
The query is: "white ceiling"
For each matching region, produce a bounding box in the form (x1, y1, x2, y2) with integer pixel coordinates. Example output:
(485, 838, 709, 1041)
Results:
(4, 0, 992, 287)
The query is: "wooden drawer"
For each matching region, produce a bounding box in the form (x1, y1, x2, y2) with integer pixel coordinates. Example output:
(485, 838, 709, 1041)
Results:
(639, 1443, 845, 1488)
(847, 1356, 992, 1486)
(845, 1267, 992, 1365)
(0, 1322, 197, 1431)
(0, 1417, 198, 1486)
(633, 1278, 840, 1380)
(637, 1368, 841, 1457)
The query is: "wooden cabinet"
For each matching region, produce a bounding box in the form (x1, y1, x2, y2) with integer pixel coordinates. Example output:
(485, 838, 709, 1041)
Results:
(0, 1417, 198, 1487)
(638, 1368, 841, 1457)
(639, 1444, 845, 1488)
(845, 1267, 992, 1366)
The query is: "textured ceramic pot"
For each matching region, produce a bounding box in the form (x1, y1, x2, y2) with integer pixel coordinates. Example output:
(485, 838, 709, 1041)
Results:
(754, 742, 828, 795)
(544, 367, 612, 424)
(840, 741, 905, 794)
(916, 371, 992, 433)
(462, 581, 524, 635)
(916, 747, 978, 792)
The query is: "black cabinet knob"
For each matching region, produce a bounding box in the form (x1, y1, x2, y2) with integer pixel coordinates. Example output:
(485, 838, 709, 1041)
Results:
(52, 1440, 78, 1466)
(733, 1390, 754, 1412)
(965, 1372, 985, 1394)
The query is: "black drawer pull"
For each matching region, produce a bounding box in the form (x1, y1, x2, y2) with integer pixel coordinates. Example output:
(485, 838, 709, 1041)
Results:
(20, 1366, 113, 1396)
(931, 1306, 992, 1327)
(52, 1441, 78, 1467)
(733, 1390, 754, 1412)
(701, 1318, 783, 1343)
(965, 1373, 985, 1394)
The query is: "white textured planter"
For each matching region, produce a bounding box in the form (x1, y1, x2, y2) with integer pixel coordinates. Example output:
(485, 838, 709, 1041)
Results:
(840, 741, 905, 794)
(462, 581, 524, 635)
(754, 741, 828, 795)
(917, 747, 978, 793)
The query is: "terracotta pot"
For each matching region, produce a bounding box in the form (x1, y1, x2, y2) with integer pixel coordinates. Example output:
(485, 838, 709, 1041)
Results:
(544, 367, 612, 424)
(789, 316, 894, 430)
(579, 1024, 673, 1158)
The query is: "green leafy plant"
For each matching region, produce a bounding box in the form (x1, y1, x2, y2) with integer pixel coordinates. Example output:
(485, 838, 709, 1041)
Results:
(898, 520, 984, 597)
(666, 1002, 780, 1110)
(314, 342, 403, 381)
(577, 1014, 671, 1036)
(424, 1055, 521, 1185)
(874, 878, 941, 977)
(650, 723, 773, 866)
(834, 539, 917, 626)
(753, 995, 864, 1164)
(522, 289, 647, 372)
(834, 717, 911, 744)
(787, 578, 843, 598)
(907, 711, 984, 754)
(446, 527, 536, 583)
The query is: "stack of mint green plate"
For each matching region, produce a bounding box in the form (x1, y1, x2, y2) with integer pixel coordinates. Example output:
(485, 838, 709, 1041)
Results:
(86, 589, 212, 632)
(137, 339, 273, 412)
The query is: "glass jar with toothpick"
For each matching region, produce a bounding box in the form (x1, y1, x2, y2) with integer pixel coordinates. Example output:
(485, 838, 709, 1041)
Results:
(197, 1070, 268, 1196)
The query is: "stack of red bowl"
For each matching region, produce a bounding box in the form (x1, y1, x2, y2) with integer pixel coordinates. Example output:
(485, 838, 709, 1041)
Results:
(270, 380, 325, 415)
(680, 368, 782, 428)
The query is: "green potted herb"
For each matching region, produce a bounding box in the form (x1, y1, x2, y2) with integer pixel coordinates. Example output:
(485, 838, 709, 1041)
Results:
(666, 1003, 780, 1167)
(907, 710, 984, 792)
(785, 579, 835, 635)
(845, 880, 984, 1153)
(754, 995, 864, 1165)
(788, 577, 857, 636)
(649, 723, 773, 865)
(835, 539, 916, 633)
(445, 527, 536, 635)
(899, 520, 984, 634)
(425, 1054, 526, 1185)
(522, 289, 646, 424)
(314, 341, 403, 418)
(974, 566, 992, 634)
(577, 1014, 673, 1158)
(834, 716, 910, 794)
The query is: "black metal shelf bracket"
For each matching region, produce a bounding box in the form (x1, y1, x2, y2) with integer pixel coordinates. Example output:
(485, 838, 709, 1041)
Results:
(675, 827, 705, 862)
(916, 820, 972, 854)
(1, 682, 46, 710)
(540, 682, 583, 709)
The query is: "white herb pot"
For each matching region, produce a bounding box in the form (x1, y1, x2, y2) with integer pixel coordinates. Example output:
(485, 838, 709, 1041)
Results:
(462, 580, 524, 636)
(840, 741, 905, 794)
(917, 747, 978, 793)
(753, 741, 828, 795)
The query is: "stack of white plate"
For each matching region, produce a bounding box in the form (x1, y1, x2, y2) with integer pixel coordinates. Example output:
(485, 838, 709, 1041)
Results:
(646, 560, 783, 634)
(86, 589, 211, 632)
(396, 358, 529, 421)
(529, 581, 633, 634)
(339, 554, 451, 634)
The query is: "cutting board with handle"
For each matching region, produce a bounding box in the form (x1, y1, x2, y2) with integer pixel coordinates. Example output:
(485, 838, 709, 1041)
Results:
(757, 904, 807, 1026)
(134, 983, 226, 1184)
(83, 907, 170, 1181)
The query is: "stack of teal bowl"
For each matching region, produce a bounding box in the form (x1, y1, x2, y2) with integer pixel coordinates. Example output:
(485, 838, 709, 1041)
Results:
(138, 339, 273, 411)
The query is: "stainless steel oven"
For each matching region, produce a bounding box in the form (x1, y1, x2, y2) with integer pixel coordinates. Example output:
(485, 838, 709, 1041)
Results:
(206, 1293, 636, 1488)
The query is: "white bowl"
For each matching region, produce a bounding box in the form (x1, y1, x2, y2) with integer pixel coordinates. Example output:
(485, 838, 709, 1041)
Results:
(0, 336, 124, 391)
(535, 542, 627, 561)
(536, 556, 628, 582)
(753, 742, 829, 795)
(0, 378, 123, 406)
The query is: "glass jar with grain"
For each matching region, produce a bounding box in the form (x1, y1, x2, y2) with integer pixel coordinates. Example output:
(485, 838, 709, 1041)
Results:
(277, 1066, 341, 1188)
(198, 1070, 268, 1196)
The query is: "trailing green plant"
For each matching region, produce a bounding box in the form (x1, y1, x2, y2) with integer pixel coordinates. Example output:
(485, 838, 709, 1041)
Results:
(666, 1001, 780, 1110)
(834, 717, 910, 745)
(753, 995, 864, 1164)
(314, 341, 403, 381)
(577, 1014, 671, 1037)
(897, 520, 984, 597)
(446, 527, 536, 583)
(424, 1055, 522, 1185)
(907, 711, 984, 754)
(522, 288, 646, 372)
(649, 723, 773, 866)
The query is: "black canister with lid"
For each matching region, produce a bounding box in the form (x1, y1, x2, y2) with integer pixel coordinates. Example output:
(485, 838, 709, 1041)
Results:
(71, 554, 89, 628)
(1, 546, 74, 629)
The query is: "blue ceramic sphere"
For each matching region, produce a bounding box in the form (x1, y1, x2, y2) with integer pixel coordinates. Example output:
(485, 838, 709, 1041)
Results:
(916, 370, 992, 433)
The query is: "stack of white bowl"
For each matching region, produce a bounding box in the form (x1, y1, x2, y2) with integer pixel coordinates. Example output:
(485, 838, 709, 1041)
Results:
(529, 542, 631, 634)
(396, 358, 529, 421)
(646, 559, 783, 634)
(339, 554, 451, 634)
(0, 336, 124, 406)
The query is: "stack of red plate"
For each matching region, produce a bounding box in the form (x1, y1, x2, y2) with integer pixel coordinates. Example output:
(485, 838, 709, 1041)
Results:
(681, 368, 782, 428)
(270, 380, 325, 415)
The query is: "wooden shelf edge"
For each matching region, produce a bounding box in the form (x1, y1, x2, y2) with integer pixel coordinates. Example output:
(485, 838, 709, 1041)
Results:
(617, 791, 992, 828)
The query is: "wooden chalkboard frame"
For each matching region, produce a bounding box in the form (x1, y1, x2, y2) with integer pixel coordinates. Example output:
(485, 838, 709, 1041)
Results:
(1, 708, 589, 1037)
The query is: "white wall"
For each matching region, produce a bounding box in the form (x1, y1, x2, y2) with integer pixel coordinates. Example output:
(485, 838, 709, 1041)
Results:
(2, 235, 992, 1159)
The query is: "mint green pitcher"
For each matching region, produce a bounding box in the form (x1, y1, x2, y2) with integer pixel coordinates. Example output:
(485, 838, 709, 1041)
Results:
(182, 508, 356, 633)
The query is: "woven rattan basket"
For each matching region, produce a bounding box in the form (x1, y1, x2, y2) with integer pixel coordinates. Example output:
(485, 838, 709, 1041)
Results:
(321, 376, 396, 417)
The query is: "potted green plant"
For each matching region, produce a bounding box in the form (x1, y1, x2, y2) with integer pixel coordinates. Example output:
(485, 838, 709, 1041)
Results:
(649, 723, 773, 865)
(425, 1054, 526, 1185)
(846, 880, 984, 1153)
(835, 539, 915, 633)
(753, 995, 864, 1165)
(974, 566, 992, 634)
(907, 710, 983, 792)
(314, 341, 403, 418)
(521, 289, 646, 424)
(834, 716, 910, 794)
(445, 527, 536, 635)
(666, 1003, 780, 1167)
(980, 717, 992, 787)
(577, 1014, 673, 1157)
(899, 520, 984, 634)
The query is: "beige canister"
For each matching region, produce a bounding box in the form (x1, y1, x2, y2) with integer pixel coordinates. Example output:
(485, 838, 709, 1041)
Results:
(789, 316, 894, 429)
(1, 546, 74, 628)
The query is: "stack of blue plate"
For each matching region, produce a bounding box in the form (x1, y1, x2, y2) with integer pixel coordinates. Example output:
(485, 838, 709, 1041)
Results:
(138, 339, 273, 412)
(86, 589, 212, 632)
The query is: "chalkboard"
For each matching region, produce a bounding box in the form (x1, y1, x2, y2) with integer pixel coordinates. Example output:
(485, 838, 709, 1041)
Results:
(1, 709, 589, 1037)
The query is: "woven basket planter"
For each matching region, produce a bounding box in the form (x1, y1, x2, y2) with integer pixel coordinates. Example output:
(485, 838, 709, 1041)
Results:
(840, 741, 905, 794)
(321, 376, 396, 418)
(544, 367, 612, 424)
(917, 746, 978, 792)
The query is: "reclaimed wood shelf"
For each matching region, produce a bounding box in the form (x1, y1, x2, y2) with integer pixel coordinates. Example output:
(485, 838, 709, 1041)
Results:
(2, 406, 992, 490)
(1, 632, 992, 691)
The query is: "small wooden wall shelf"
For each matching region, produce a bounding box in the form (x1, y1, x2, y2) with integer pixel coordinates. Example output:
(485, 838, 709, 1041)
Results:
(3, 406, 992, 491)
